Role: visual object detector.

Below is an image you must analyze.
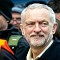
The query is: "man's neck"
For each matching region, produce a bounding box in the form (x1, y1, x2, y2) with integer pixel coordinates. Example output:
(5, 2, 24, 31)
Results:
(30, 40, 52, 59)
(31, 45, 46, 59)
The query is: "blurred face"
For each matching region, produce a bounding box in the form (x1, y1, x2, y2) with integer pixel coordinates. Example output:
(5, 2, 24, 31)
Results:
(21, 8, 57, 48)
(0, 15, 8, 30)
(55, 13, 60, 20)
(10, 12, 21, 29)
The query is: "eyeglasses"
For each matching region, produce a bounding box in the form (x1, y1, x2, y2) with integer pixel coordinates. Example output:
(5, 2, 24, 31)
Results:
(11, 17, 21, 23)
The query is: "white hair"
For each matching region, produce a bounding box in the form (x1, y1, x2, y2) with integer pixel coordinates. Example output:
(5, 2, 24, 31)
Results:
(21, 3, 56, 24)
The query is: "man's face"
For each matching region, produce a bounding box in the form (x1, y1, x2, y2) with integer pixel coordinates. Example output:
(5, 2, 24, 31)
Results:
(10, 12, 21, 29)
(0, 15, 8, 30)
(21, 8, 57, 48)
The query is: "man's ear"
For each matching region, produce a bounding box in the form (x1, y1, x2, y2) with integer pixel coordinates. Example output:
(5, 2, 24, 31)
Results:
(20, 24, 25, 35)
(52, 23, 58, 34)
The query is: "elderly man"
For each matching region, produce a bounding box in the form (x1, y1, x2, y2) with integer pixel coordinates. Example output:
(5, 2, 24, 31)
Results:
(20, 3, 60, 60)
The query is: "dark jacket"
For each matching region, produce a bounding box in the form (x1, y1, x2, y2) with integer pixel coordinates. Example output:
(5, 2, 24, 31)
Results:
(0, 24, 21, 40)
(0, 24, 30, 60)
(0, 48, 17, 60)
(0, 24, 21, 52)
(0, 24, 19, 60)
(15, 36, 30, 60)
(37, 37, 60, 60)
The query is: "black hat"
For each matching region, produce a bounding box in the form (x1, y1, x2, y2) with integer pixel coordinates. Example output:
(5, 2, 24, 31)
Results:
(0, 0, 14, 21)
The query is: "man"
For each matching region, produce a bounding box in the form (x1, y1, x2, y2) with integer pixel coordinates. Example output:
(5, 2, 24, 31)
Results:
(10, 6, 30, 60)
(0, 0, 17, 60)
(20, 3, 60, 60)
(10, 6, 23, 35)
(48, 0, 60, 40)
(10, 6, 24, 30)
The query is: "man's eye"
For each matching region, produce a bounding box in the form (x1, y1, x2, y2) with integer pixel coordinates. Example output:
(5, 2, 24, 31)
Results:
(17, 18, 21, 20)
(26, 22, 35, 26)
(43, 22, 48, 25)
(41, 22, 49, 27)
(28, 22, 34, 25)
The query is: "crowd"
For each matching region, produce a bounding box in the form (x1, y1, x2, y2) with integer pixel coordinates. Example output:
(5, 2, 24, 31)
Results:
(0, 0, 60, 60)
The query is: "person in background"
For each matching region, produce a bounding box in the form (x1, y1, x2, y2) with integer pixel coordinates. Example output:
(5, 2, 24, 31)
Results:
(20, 3, 60, 60)
(10, 5, 24, 30)
(10, 5, 30, 60)
(54, 19, 60, 40)
(48, 0, 60, 40)
(10, 5, 23, 37)
(0, 0, 17, 60)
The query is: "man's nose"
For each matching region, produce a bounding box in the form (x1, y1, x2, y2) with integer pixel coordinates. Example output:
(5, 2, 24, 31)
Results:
(13, 20, 17, 25)
(13, 19, 17, 25)
(34, 23, 41, 33)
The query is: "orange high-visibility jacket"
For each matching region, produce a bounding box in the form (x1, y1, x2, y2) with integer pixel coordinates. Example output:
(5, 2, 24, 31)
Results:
(0, 39, 14, 55)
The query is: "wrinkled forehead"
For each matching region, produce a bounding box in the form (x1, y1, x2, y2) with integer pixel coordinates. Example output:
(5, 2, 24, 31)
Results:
(25, 7, 50, 14)
(24, 8, 50, 20)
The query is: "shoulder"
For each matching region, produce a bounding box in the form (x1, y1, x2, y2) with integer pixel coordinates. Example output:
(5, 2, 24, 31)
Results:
(17, 36, 30, 49)
(51, 38, 60, 50)
(0, 48, 17, 60)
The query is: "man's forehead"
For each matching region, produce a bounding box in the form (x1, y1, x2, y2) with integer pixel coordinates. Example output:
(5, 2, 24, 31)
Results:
(24, 8, 50, 20)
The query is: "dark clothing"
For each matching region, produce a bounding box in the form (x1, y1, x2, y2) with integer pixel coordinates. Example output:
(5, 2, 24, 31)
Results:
(0, 48, 17, 60)
(0, 0, 14, 21)
(0, 24, 18, 60)
(15, 36, 30, 60)
(0, 24, 21, 40)
(37, 37, 60, 60)
(0, 24, 30, 60)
